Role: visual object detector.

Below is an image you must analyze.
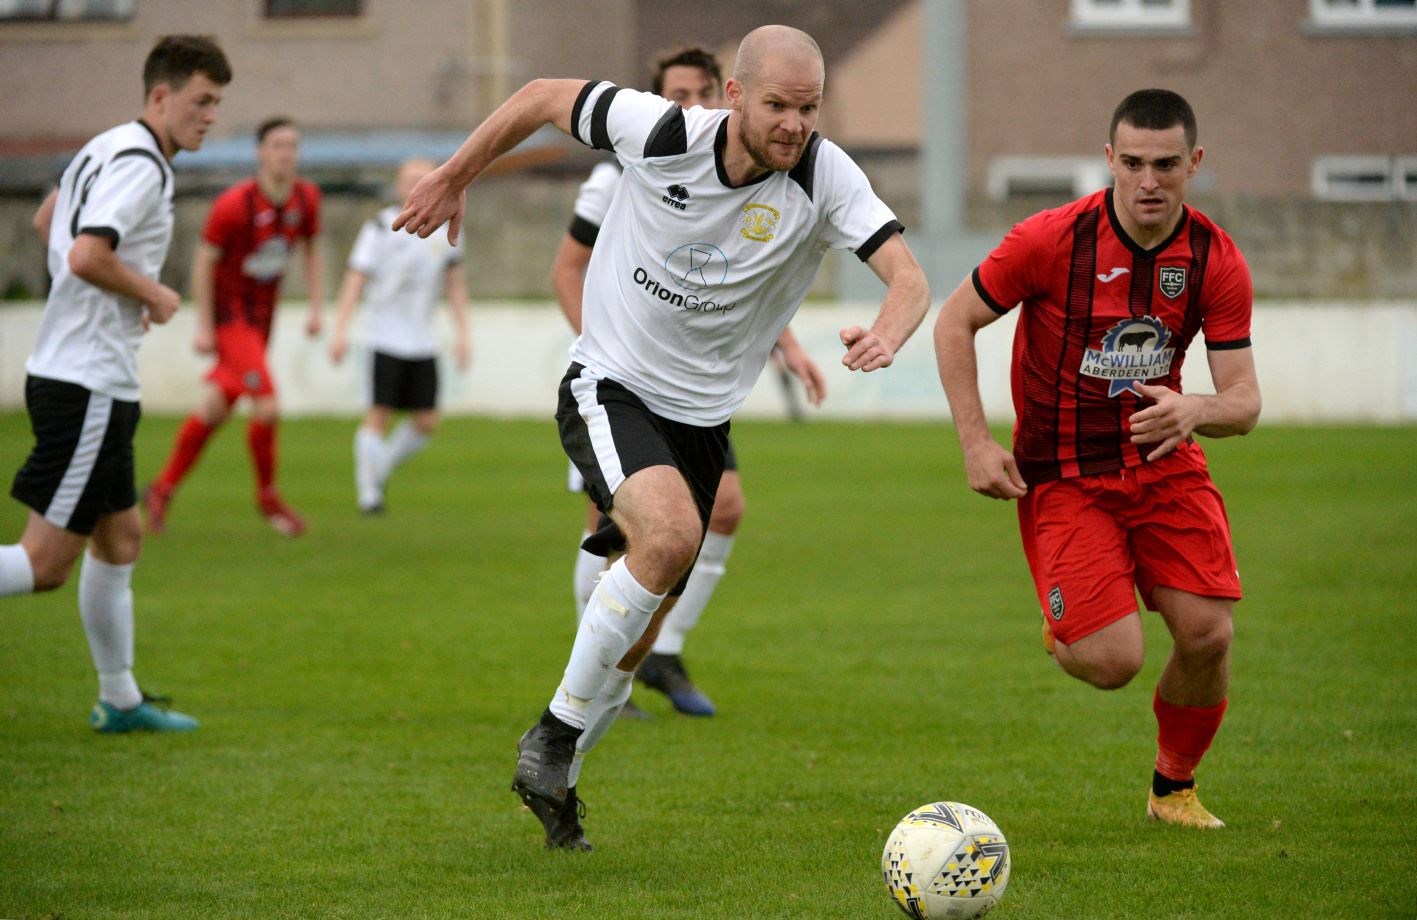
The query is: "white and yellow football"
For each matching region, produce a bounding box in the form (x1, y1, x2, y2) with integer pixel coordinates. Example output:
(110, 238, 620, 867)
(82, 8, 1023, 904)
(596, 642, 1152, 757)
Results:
(882, 801, 1011, 919)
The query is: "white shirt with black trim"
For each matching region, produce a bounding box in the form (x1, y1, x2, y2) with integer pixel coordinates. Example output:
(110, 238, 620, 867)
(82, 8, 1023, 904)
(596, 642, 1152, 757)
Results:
(566, 81, 903, 426)
(567, 160, 622, 246)
(27, 120, 174, 402)
(347, 204, 463, 359)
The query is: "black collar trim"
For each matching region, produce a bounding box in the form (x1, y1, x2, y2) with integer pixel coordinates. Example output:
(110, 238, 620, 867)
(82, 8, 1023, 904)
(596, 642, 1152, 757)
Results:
(714, 117, 773, 190)
(1105, 186, 1189, 257)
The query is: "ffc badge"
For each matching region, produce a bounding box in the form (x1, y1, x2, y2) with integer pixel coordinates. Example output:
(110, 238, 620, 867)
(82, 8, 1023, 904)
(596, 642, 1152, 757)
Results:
(1048, 585, 1064, 621)
(1158, 266, 1186, 299)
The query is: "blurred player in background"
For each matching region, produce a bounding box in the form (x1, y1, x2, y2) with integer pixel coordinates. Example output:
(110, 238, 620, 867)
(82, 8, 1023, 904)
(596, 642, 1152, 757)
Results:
(329, 156, 470, 514)
(1, 35, 231, 731)
(935, 89, 1260, 829)
(144, 116, 324, 537)
(549, 45, 826, 718)
(397, 24, 930, 851)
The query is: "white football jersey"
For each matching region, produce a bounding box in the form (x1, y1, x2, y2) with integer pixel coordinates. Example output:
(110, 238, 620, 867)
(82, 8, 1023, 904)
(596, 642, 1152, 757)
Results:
(27, 120, 174, 400)
(567, 160, 622, 245)
(347, 205, 463, 358)
(567, 81, 903, 426)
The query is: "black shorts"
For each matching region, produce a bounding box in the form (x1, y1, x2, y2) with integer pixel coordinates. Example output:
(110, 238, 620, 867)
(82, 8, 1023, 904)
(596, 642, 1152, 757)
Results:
(11, 375, 140, 536)
(565, 434, 737, 493)
(371, 351, 438, 411)
(556, 363, 729, 591)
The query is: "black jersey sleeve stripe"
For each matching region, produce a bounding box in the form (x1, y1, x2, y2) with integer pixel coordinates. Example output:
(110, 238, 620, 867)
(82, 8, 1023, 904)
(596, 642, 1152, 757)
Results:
(971, 266, 1010, 315)
(569, 81, 601, 147)
(112, 147, 169, 191)
(642, 105, 687, 158)
(79, 226, 121, 248)
(1205, 336, 1252, 351)
(568, 215, 600, 247)
(855, 219, 905, 263)
(589, 86, 624, 152)
(787, 133, 822, 200)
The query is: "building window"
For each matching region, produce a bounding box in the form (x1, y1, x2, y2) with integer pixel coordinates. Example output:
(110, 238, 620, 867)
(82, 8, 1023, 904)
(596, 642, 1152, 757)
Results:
(988, 157, 1113, 202)
(1070, 0, 1191, 29)
(1309, 0, 1417, 27)
(0, 0, 134, 20)
(1312, 156, 1417, 201)
(264, 0, 362, 17)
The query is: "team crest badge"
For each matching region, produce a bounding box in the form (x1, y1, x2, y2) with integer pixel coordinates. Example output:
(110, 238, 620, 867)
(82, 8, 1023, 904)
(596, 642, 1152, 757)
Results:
(1158, 266, 1186, 299)
(1079, 315, 1176, 397)
(740, 203, 780, 242)
(1048, 585, 1065, 621)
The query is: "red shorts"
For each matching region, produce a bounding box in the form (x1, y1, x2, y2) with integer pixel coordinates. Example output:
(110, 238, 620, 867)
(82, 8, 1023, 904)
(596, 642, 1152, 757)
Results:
(1018, 441, 1241, 647)
(206, 322, 275, 402)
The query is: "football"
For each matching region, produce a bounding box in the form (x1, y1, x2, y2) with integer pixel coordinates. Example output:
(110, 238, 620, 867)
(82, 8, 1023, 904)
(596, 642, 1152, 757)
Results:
(882, 801, 1011, 919)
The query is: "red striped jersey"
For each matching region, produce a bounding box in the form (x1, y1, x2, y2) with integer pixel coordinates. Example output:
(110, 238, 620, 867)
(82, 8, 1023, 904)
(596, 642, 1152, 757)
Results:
(203, 178, 320, 339)
(973, 188, 1252, 484)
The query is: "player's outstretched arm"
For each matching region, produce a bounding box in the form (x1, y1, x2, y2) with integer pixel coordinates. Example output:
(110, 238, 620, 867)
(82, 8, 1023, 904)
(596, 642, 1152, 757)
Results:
(935, 276, 1027, 500)
(32, 189, 58, 246)
(189, 242, 220, 354)
(774, 326, 826, 406)
(302, 236, 326, 337)
(394, 78, 587, 245)
(839, 234, 930, 372)
(1129, 347, 1261, 460)
(445, 263, 472, 371)
(550, 233, 594, 335)
(328, 268, 368, 365)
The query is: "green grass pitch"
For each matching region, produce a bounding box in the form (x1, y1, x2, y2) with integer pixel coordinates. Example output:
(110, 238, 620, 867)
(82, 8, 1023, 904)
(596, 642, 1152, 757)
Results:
(2, 413, 1414, 918)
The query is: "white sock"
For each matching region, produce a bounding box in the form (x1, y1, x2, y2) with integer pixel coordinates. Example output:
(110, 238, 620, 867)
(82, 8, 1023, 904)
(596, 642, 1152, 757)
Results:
(0, 544, 35, 596)
(354, 427, 385, 508)
(652, 531, 734, 656)
(78, 553, 141, 710)
(568, 666, 635, 787)
(550, 557, 664, 729)
(572, 530, 607, 623)
(384, 420, 429, 479)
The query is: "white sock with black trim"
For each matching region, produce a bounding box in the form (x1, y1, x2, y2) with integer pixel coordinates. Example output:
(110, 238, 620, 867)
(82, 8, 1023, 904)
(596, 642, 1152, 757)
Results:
(550, 557, 664, 729)
(568, 666, 635, 786)
(652, 531, 734, 656)
(0, 544, 35, 596)
(385, 421, 429, 476)
(572, 530, 606, 623)
(78, 553, 142, 711)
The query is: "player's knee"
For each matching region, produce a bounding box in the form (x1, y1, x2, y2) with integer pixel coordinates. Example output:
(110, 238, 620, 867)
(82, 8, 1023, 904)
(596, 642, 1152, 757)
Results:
(29, 554, 75, 592)
(413, 413, 440, 436)
(1177, 615, 1233, 664)
(708, 487, 744, 532)
(639, 519, 701, 579)
(1058, 644, 1143, 690)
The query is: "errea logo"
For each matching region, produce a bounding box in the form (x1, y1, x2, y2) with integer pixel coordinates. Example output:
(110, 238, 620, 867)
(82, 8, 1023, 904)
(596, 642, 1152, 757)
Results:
(661, 184, 690, 211)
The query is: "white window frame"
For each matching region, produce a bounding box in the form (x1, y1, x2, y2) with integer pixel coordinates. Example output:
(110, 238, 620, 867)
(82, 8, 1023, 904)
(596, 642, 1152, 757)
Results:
(1311, 155, 1411, 201)
(1070, 0, 1191, 29)
(1309, 0, 1417, 28)
(987, 157, 1113, 202)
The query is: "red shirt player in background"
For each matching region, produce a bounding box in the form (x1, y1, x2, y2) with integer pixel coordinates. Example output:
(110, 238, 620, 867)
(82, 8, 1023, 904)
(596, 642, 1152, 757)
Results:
(145, 116, 325, 536)
(935, 89, 1261, 829)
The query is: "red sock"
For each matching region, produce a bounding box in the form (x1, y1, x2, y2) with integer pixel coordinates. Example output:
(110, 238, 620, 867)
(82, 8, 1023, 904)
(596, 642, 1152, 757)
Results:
(247, 419, 277, 492)
(156, 415, 215, 492)
(1153, 689, 1228, 782)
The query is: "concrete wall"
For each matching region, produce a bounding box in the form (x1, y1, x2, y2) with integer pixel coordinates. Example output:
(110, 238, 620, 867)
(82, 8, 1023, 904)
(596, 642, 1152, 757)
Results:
(2, 301, 1413, 423)
(4, 183, 1413, 305)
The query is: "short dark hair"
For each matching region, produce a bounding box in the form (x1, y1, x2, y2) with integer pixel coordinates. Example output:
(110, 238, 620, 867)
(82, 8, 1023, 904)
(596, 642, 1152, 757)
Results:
(257, 116, 298, 144)
(1110, 89, 1197, 150)
(142, 35, 231, 97)
(650, 45, 722, 96)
